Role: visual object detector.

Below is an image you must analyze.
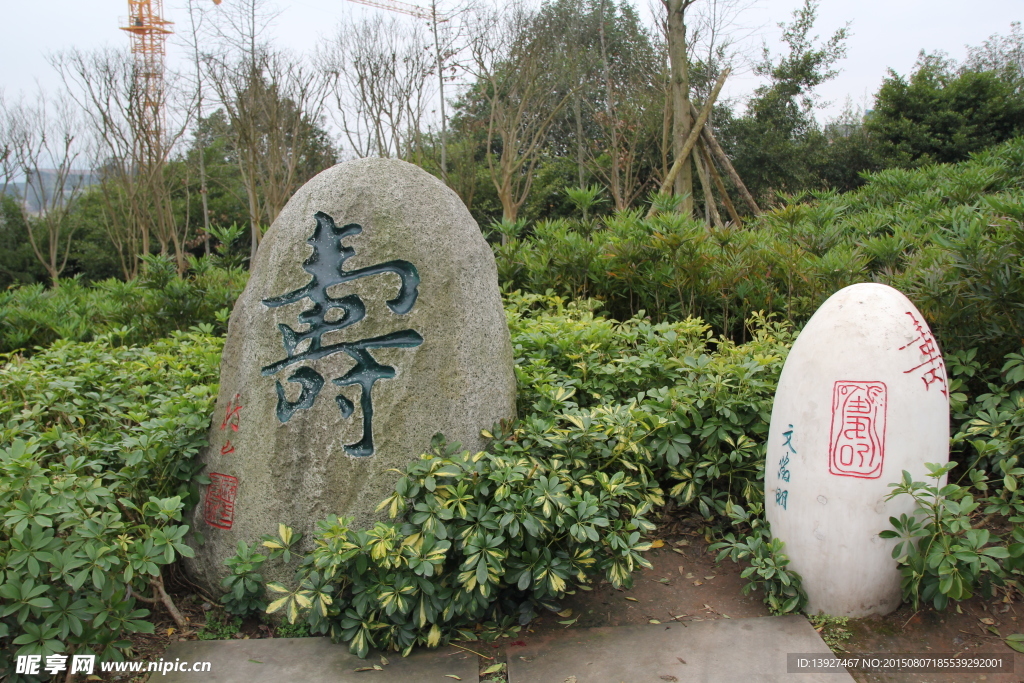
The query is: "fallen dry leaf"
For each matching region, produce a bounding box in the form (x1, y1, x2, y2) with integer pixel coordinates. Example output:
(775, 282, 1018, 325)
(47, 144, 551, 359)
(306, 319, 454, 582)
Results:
(704, 575, 716, 580)
(557, 608, 573, 618)
(980, 617, 996, 625)
(671, 548, 686, 555)
(380, 656, 389, 666)
(649, 619, 661, 624)
(444, 676, 462, 680)
(651, 539, 665, 548)
(625, 596, 639, 602)
(564, 677, 578, 683)
(703, 604, 714, 611)
(660, 676, 679, 682)
(692, 580, 703, 586)
(353, 667, 376, 672)
(674, 539, 690, 547)
(685, 573, 694, 579)
(677, 657, 687, 665)
(677, 566, 685, 575)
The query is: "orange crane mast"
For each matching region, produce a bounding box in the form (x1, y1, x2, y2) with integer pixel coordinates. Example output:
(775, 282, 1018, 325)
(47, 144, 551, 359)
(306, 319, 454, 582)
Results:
(120, 0, 174, 151)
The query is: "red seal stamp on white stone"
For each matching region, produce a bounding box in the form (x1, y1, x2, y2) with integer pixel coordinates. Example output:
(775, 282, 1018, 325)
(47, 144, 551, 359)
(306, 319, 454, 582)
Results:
(828, 381, 887, 479)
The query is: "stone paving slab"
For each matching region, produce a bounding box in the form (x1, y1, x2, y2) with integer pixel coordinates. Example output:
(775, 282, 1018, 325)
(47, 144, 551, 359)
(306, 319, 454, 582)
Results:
(505, 615, 855, 683)
(159, 637, 478, 683)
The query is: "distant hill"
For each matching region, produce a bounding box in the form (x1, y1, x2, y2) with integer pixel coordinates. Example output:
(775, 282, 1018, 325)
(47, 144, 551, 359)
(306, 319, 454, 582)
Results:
(1, 169, 99, 215)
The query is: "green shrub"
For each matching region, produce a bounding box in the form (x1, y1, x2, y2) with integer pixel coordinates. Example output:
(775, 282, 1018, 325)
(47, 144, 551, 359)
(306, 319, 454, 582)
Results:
(196, 611, 243, 641)
(220, 541, 268, 617)
(0, 332, 222, 676)
(254, 295, 804, 655)
(495, 137, 1024, 368)
(262, 434, 656, 658)
(505, 293, 794, 517)
(710, 503, 807, 615)
(881, 347, 1024, 610)
(0, 256, 248, 355)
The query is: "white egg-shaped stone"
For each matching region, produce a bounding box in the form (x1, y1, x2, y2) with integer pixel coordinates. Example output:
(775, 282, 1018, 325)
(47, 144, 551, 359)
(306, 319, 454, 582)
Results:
(765, 283, 949, 617)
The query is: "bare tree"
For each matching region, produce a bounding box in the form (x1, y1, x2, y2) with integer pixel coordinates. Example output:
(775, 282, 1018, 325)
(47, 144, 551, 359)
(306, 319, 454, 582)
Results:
(686, 0, 757, 103)
(205, 0, 331, 259)
(4, 90, 86, 285)
(965, 21, 1024, 85)
(0, 90, 16, 199)
(468, 1, 577, 222)
(53, 47, 192, 277)
(178, 0, 215, 255)
(586, 0, 664, 211)
(426, 0, 475, 183)
(320, 14, 434, 161)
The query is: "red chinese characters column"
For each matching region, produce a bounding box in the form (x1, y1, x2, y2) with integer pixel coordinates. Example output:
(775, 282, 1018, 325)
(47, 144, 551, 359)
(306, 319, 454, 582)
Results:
(205, 394, 242, 530)
(900, 312, 948, 396)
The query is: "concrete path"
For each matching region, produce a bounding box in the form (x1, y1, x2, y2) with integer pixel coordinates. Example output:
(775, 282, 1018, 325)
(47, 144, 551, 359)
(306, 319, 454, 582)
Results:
(159, 638, 478, 682)
(158, 615, 853, 682)
(507, 615, 854, 683)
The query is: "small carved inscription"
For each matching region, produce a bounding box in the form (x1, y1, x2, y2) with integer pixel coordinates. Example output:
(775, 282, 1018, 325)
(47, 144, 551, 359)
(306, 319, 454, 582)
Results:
(828, 381, 887, 479)
(775, 424, 796, 510)
(204, 472, 239, 530)
(220, 393, 243, 431)
(261, 211, 423, 457)
(899, 311, 948, 396)
(778, 424, 795, 483)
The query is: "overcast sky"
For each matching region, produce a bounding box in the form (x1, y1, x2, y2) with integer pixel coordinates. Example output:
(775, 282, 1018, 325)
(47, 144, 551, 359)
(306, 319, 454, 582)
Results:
(1, 0, 1020, 123)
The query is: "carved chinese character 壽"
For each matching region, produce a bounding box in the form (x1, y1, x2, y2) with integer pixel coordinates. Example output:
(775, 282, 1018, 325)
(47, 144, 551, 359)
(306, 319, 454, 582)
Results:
(261, 211, 423, 457)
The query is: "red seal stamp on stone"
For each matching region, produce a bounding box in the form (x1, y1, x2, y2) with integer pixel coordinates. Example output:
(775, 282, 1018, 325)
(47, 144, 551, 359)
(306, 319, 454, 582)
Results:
(828, 381, 887, 479)
(204, 472, 239, 530)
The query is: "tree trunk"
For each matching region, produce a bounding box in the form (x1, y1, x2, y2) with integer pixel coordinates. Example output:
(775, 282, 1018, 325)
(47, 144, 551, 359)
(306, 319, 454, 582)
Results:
(701, 140, 742, 227)
(573, 95, 586, 189)
(693, 145, 721, 228)
(666, 0, 694, 216)
(598, 0, 623, 211)
(689, 101, 762, 215)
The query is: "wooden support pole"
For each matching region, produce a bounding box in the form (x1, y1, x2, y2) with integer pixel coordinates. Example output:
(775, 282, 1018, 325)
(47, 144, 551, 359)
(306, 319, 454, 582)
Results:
(648, 68, 730, 218)
(701, 139, 742, 228)
(689, 100, 761, 216)
(693, 143, 722, 228)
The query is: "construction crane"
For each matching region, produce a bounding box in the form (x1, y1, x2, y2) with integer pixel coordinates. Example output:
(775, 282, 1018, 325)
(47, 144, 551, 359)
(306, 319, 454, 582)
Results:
(120, 0, 174, 152)
(344, 0, 435, 20)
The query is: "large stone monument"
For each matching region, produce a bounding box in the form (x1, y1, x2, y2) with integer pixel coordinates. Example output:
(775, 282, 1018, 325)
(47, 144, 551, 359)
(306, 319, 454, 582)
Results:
(765, 283, 949, 617)
(187, 158, 516, 591)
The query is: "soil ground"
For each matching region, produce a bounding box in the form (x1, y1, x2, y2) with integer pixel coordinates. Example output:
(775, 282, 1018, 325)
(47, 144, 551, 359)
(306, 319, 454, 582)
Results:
(110, 512, 1024, 683)
(519, 511, 1024, 682)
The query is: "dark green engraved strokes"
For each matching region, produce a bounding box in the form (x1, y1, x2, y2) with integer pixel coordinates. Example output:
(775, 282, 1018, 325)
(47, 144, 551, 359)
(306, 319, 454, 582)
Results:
(261, 210, 422, 457)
